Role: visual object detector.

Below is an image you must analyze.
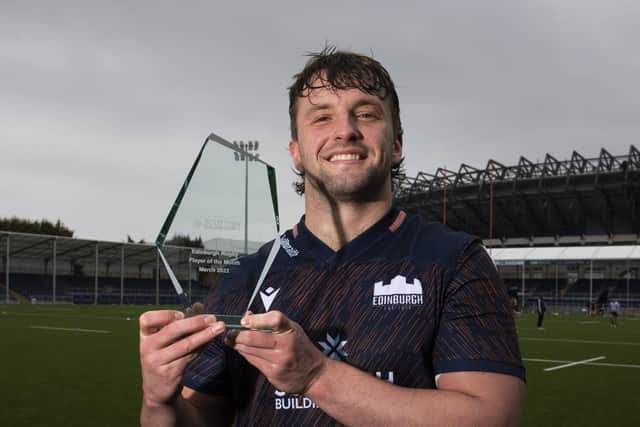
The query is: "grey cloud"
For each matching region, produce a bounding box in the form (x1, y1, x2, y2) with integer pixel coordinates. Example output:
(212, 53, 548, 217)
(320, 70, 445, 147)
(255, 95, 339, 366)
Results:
(2, 0, 639, 239)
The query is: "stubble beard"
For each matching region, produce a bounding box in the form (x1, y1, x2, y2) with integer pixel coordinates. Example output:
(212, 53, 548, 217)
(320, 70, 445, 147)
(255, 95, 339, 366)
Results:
(304, 165, 390, 203)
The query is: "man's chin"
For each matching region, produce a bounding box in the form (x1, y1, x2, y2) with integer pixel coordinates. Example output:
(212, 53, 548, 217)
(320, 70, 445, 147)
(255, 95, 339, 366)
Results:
(304, 169, 390, 201)
(321, 178, 388, 202)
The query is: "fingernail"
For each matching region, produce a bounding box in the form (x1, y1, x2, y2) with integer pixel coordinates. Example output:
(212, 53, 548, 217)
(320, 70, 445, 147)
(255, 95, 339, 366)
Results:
(204, 315, 216, 325)
(240, 317, 249, 326)
(174, 311, 184, 320)
(212, 321, 224, 333)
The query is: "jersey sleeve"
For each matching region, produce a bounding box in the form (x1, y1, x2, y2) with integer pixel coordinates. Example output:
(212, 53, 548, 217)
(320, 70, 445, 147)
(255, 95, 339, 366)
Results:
(432, 241, 526, 381)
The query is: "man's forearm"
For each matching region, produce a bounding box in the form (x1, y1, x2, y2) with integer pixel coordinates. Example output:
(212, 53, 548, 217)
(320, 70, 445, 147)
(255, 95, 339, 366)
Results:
(140, 395, 209, 427)
(305, 359, 520, 427)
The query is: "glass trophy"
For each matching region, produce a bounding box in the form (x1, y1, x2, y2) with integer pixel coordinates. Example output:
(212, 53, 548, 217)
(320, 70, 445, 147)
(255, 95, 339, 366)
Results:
(156, 132, 280, 330)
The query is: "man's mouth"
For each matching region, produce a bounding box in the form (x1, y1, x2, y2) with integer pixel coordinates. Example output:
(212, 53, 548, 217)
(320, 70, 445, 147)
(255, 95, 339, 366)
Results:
(329, 153, 362, 162)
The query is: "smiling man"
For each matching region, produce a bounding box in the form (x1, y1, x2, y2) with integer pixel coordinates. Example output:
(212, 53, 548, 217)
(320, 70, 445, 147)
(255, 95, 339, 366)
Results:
(139, 47, 525, 426)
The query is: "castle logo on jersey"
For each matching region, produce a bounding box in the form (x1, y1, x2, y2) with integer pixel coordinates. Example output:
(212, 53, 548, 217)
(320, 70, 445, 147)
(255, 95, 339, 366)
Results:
(372, 275, 424, 307)
(260, 286, 280, 311)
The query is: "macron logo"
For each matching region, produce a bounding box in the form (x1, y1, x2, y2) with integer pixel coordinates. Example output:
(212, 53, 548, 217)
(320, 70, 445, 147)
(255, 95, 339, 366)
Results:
(372, 275, 424, 307)
(260, 286, 280, 311)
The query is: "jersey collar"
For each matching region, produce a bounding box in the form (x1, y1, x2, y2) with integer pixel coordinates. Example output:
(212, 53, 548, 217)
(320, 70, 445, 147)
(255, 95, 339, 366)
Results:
(292, 208, 405, 266)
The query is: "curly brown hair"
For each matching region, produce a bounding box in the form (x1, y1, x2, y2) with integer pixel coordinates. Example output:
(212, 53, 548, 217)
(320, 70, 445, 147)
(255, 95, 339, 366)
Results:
(288, 46, 404, 195)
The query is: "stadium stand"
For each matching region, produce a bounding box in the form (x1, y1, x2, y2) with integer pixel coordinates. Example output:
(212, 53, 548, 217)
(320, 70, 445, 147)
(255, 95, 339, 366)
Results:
(0, 231, 214, 305)
(394, 146, 640, 313)
(393, 145, 639, 246)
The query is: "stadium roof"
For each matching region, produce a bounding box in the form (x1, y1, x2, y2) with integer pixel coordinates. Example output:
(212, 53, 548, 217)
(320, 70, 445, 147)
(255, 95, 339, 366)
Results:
(0, 231, 168, 268)
(491, 244, 640, 264)
(0, 231, 258, 271)
(394, 145, 640, 246)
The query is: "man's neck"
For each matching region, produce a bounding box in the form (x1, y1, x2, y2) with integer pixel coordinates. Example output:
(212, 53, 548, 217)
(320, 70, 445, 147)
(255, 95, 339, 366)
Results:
(303, 194, 392, 252)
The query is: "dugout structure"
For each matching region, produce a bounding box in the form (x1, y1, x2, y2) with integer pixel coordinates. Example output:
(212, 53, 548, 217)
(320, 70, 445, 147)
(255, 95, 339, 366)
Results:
(0, 231, 261, 305)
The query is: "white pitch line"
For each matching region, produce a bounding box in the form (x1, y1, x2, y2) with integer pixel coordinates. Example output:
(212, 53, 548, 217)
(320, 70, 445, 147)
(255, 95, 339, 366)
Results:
(523, 358, 568, 364)
(520, 337, 640, 346)
(591, 362, 640, 369)
(4, 312, 130, 321)
(544, 356, 606, 372)
(523, 357, 640, 369)
(30, 325, 110, 334)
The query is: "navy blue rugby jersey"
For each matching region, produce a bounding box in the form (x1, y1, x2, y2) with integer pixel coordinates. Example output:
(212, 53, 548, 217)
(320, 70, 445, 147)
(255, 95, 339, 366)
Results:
(184, 208, 525, 426)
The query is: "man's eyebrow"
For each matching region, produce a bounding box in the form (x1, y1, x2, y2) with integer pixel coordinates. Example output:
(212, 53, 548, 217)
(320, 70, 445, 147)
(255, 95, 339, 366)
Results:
(303, 103, 333, 114)
(301, 98, 384, 116)
(352, 99, 384, 110)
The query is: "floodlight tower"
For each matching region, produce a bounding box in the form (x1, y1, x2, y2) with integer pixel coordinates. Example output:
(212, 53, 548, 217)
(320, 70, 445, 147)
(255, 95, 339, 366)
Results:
(233, 141, 261, 255)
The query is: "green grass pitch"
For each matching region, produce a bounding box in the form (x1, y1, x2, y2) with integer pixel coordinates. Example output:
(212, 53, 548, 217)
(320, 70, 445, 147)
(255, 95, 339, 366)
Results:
(1, 305, 638, 426)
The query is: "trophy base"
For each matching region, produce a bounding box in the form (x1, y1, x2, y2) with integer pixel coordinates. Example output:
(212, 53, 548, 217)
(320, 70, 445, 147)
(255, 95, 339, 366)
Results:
(214, 314, 272, 332)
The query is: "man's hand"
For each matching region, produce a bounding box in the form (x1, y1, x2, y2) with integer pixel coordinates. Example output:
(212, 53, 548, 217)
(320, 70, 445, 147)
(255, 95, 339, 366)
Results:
(231, 311, 326, 395)
(139, 310, 226, 407)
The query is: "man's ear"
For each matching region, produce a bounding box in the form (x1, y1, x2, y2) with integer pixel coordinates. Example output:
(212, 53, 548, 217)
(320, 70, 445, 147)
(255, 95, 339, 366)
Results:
(392, 132, 403, 164)
(289, 140, 302, 171)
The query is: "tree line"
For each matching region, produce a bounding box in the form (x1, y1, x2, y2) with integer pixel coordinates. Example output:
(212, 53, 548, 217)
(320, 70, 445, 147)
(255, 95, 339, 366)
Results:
(1, 218, 203, 247)
(0, 217, 74, 237)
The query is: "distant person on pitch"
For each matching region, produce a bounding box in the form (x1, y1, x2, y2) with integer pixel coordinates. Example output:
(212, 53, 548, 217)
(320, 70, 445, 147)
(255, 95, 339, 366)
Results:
(138, 46, 525, 426)
(609, 300, 620, 328)
(536, 296, 546, 330)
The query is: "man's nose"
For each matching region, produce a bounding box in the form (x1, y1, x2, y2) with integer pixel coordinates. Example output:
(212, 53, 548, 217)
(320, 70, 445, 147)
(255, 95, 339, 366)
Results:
(333, 114, 361, 142)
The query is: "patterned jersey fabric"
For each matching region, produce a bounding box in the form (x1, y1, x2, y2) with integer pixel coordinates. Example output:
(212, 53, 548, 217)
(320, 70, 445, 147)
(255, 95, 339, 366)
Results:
(183, 209, 525, 426)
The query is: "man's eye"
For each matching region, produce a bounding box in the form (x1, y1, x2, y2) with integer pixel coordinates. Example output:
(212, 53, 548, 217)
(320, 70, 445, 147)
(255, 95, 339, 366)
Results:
(357, 112, 378, 120)
(314, 115, 331, 123)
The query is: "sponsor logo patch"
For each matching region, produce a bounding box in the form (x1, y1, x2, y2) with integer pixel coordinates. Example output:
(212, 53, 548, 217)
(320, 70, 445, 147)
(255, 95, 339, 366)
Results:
(372, 275, 424, 308)
(274, 390, 319, 410)
(280, 236, 299, 257)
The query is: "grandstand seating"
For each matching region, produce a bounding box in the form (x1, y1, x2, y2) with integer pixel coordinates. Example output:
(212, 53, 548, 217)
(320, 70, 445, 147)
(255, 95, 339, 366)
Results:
(2, 272, 210, 305)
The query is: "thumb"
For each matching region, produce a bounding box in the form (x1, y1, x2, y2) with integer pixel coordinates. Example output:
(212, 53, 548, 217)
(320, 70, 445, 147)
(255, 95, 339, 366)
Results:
(242, 310, 294, 334)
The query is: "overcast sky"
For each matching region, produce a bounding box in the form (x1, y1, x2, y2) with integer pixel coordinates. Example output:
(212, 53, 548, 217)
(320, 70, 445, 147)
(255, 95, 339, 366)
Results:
(2, 0, 639, 242)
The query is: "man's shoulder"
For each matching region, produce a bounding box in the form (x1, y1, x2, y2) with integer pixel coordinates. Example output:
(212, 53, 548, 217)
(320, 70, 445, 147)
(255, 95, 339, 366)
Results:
(243, 229, 303, 271)
(374, 211, 482, 271)
(405, 213, 476, 241)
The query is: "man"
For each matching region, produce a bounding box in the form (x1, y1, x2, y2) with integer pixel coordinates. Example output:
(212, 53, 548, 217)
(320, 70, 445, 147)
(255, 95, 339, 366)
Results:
(139, 47, 525, 426)
(535, 296, 546, 330)
(609, 300, 620, 328)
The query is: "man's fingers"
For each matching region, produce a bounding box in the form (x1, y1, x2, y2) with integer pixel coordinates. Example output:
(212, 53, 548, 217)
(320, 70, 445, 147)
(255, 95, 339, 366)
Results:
(150, 314, 223, 349)
(241, 310, 294, 334)
(235, 342, 276, 361)
(185, 302, 205, 316)
(151, 350, 204, 385)
(139, 309, 225, 353)
(158, 321, 226, 363)
(233, 330, 278, 349)
(139, 310, 184, 336)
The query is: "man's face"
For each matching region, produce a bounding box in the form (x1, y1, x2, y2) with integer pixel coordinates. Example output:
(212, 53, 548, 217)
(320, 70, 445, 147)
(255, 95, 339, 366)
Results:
(289, 83, 403, 202)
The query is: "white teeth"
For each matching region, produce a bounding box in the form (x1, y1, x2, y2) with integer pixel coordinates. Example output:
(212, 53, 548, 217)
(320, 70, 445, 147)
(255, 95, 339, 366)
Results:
(330, 153, 361, 161)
